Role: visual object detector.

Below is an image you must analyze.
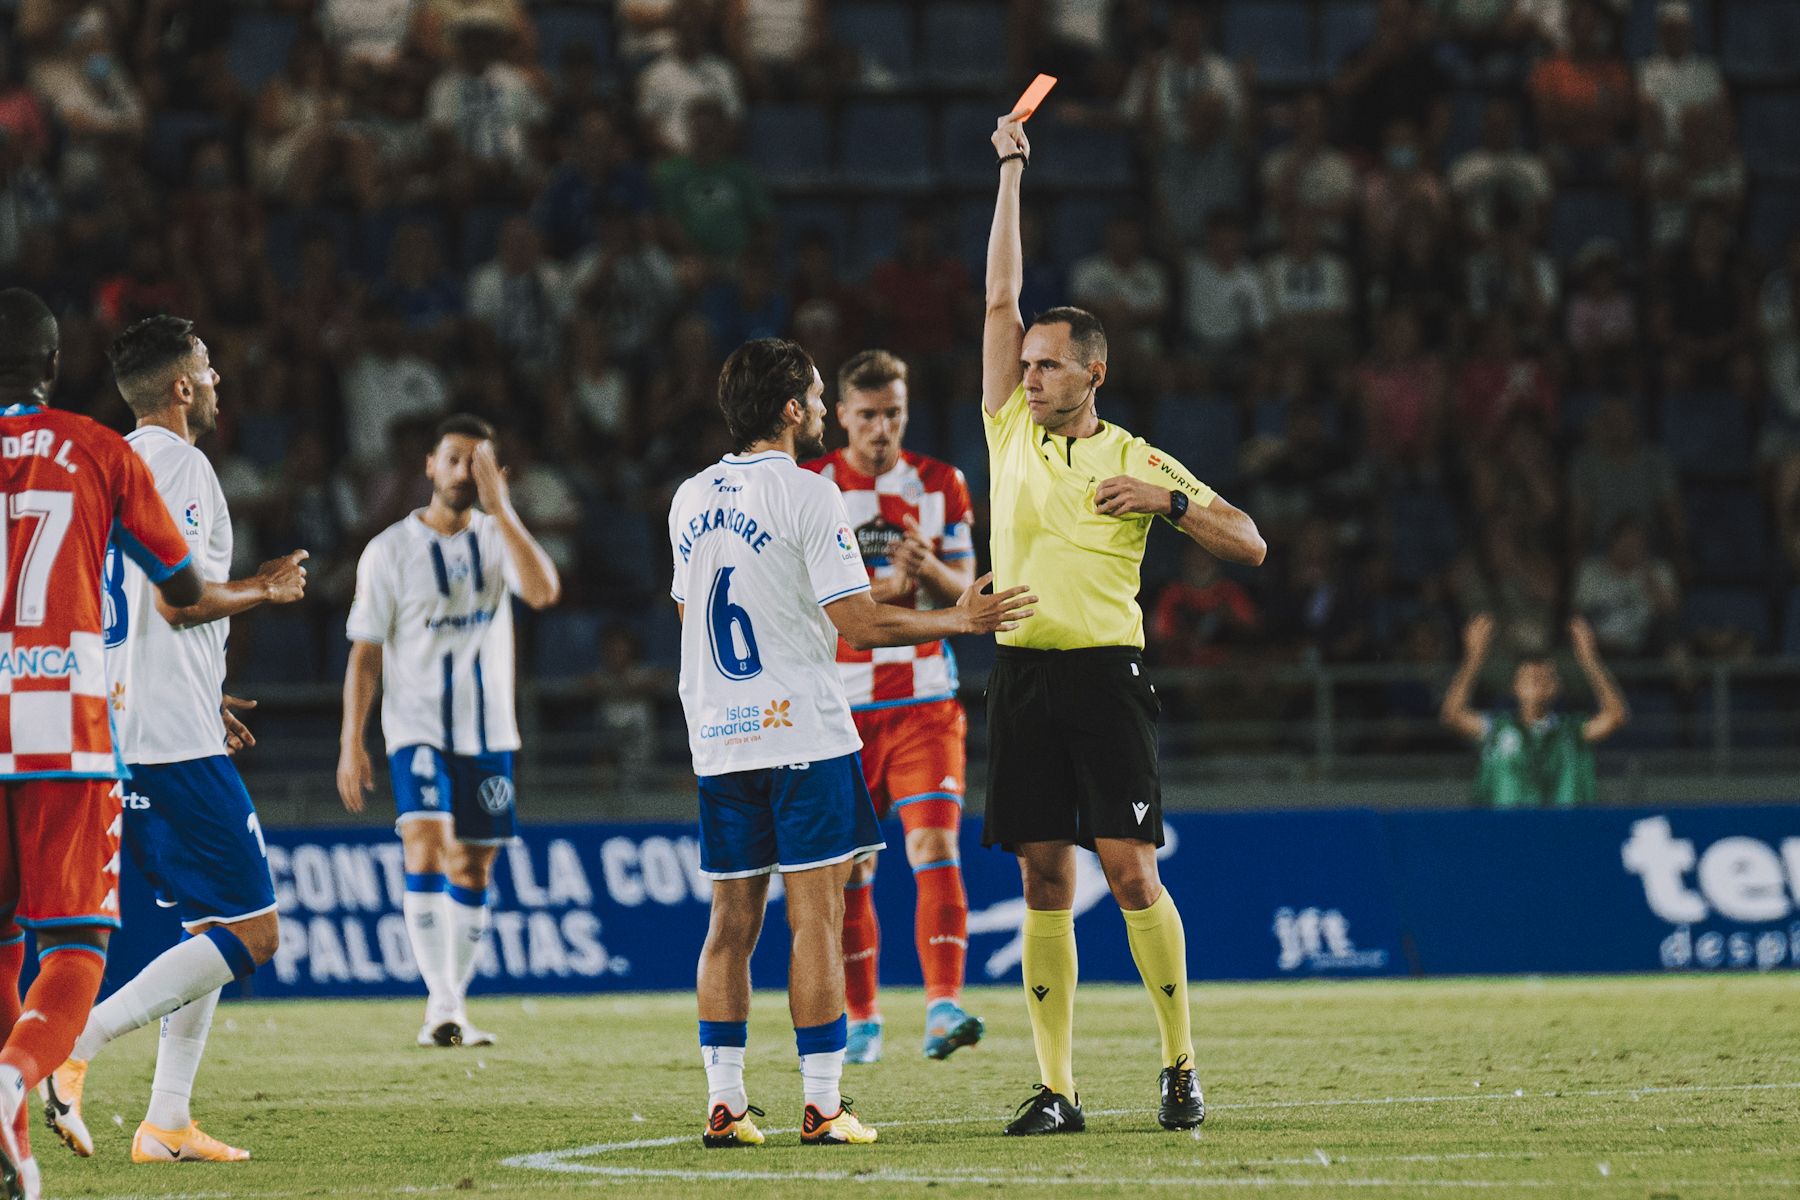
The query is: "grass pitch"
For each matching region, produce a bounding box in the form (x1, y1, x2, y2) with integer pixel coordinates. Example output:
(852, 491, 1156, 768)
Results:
(37, 975, 1800, 1199)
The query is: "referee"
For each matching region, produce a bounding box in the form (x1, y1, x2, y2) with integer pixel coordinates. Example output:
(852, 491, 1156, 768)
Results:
(980, 114, 1266, 1137)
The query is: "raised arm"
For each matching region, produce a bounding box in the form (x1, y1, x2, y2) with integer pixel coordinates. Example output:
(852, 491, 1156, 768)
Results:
(1440, 614, 1495, 741)
(1569, 617, 1630, 744)
(473, 442, 562, 610)
(983, 117, 1030, 416)
(156, 550, 308, 629)
(826, 572, 1034, 651)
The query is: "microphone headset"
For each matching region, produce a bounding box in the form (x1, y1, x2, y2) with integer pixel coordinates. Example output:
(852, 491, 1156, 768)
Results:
(1054, 370, 1099, 414)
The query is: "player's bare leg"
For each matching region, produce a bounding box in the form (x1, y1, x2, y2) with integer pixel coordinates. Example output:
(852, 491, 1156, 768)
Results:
(903, 823, 982, 1060)
(786, 862, 876, 1144)
(697, 875, 768, 1148)
(1094, 838, 1203, 1129)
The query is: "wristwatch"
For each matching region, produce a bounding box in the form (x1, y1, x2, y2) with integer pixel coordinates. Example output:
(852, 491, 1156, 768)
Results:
(1167, 489, 1189, 523)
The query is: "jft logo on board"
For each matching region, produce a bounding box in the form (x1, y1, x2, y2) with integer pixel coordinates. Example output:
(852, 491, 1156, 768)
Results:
(1272, 907, 1390, 973)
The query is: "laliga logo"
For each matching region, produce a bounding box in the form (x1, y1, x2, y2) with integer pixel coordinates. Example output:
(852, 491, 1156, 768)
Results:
(1622, 817, 1800, 924)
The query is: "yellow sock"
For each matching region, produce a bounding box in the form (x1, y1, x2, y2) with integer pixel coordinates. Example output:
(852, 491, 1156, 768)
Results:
(1020, 907, 1078, 1097)
(1121, 888, 1194, 1067)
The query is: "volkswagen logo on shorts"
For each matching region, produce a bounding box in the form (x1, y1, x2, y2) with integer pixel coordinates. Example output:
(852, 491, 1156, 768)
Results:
(477, 776, 515, 814)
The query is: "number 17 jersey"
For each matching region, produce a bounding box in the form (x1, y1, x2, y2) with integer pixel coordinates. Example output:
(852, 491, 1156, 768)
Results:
(669, 450, 871, 776)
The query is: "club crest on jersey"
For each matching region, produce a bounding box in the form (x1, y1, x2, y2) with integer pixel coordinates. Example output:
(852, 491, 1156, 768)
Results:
(477, 776, 515, 815)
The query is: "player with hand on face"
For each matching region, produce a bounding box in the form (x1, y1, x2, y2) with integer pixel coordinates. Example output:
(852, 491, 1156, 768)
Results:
(803, 350, 984, 1064)
(338, 416, 561, 1049)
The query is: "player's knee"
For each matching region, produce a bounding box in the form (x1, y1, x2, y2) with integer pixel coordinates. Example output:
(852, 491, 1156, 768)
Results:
(1021, 876, 1075, 909)
(234, 915, 281, 967)
(1107, 871, 1161, 912)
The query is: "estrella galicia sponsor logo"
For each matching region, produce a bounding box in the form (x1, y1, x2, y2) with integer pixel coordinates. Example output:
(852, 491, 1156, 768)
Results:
(1622, 816, 1800, 972)
(1272, 907, 1389, 972)
(477, 775, 515, 815)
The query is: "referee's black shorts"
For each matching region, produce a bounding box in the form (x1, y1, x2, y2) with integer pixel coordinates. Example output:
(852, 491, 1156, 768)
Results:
(981, 645, 1163, 852)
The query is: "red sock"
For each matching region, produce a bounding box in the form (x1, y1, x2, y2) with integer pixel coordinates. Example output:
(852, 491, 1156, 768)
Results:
(0, 935, 22, 1041)
(842, 880, 880, 1021)
(914, 862, 968, 1004)
(1, 944, 104, 1090)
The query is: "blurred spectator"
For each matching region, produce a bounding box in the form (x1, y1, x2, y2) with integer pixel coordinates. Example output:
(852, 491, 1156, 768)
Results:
(788, 228, 866, 351)
(1441, 614, 1630, 807)
(1260, 92, 1356, 245)
(374, 220, 464, 339)
(133, 0, 241, 118)
(1150, 542, 1260, 667)
(1332, 0, 1452, 155)
(1268, 518, 1376, 661)
(615, 0, 682, 67)
(1654, 204, 1751, 385)
(1242, 394, 1370, 542)
(723, 0, 853, 101)
(531, 109, 652, 258)
(320, 0, 417, 71)
(1118, 2, 1245, 141)
(1644, 103, 1744, 253)
(1153, 88, 1247, 251)
(1359, 118, 1447, 261)
(1448, 99, 1552, 238)
(1568, 394, 1686, 555)
(1017, 206, 1067, 321)
(1367, 213, 1464, 350)
(1451, 514, 1562, 655)
(338, 302, 451, 470)
(1574, 515, 1680, 657)
(1355, 306, 1446, 469)
(1526, 0, 1633, 180)
(28, 7, 146, 148)
(593, 625, 661, 775)
(412, 0, 536, 65)
(252, 36, 374, 207)
(259, 431, 360, 604)
(1466, 201, 1559, 333)
(1012, 0, 1130, 100)
(550, 314, 635, 441)
(0, 130, 58, 269)
(570, 206, 682, 370)
(356, 73, 438, 208)
(867, 206, 973, 363)
(0, 38, 52, 162)
(1564, 238, 1637, 365)
(466, 216, 570, 380)
(636, 3, 743, 155)
(1637, 0, 1723, 150)
(1455, 313, 1557, 438)
(1182, 210, 1267, 366)
(700, 251, 790, 347)
(502, 434, 582, 575)
(1069, 213, 1169, 394)
(1761, 236, 1800, 509)
(651, 97, 769, 262)
(94, 234, 186, 330)
(1262, 212, 1356, 368)
(426, 13, 549, 194)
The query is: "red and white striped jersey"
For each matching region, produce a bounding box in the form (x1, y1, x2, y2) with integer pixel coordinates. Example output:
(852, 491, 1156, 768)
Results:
(0, 404, 191, 780)
(803, 448, 974, 710)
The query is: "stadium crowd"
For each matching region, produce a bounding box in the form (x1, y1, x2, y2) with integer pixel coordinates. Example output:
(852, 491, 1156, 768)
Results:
(0, 0, 1795, 714)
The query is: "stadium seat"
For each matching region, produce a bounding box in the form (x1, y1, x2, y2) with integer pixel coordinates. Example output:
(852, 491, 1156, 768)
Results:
(1549, 189, 1637, 264)
(1683, 586, 1773, 651)
(1049, 195, 1121, 272)
(832, 2, 916, 86)
(1737, 95, 1800, 179)
(1626, 0, 1713, 59)
(1747, 182, 1800, 259)
(358, 209, 451, 280)
(947, 400, 988, 498)
(1321, 2, 1377, 76)
(632, 608, 683, 670)
(535, 5, 612, 74)
(1028, 113, 1133, 189)
(775, 198, 854, 275)
(240, 610, 321, 684)
(1388, 483, 1462, 585)
(920, 2, 1006, 89)
(837, 101, 933, 190)
(1153, 394, 1241, 490)
(745, 104, 833, 188)
(941, 101, 1003, 188)
(849, 199, 906, 278)
(263, 207, 356, 290)
(1610, 684, 1681, 751)
(1223, 2, 1317, 88)
(1684, 485, 1770, 585)
(954, 195, 993, 276)
(1722, 0, 1800, 82)
(1660, 389, 1752, 480)
(582, 502, 656, 595)
(226, 10, 299, 92)
(457, 205, 518, 272)
(1783, 587, 1800, 656)
(531, 609, 605, 679)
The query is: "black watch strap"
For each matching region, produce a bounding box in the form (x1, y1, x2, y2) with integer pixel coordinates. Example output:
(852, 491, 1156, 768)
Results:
(1168, 489, 1189, 522)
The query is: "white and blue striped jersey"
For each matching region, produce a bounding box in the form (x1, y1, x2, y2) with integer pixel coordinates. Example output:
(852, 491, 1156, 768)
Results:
(669, 450, 870, 776)
(347, 510, 522, 757)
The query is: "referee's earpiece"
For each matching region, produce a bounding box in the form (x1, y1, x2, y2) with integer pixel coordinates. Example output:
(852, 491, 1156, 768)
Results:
(1089, 371, 1098, 388)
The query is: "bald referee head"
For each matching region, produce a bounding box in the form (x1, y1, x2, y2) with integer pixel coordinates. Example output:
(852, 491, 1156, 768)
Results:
(1019, 306, 1108, 436)
(0, 288, 59, 407)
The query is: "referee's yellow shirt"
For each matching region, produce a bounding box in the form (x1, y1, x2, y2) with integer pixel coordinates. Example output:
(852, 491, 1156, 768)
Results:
(985, 383, 1216, 650)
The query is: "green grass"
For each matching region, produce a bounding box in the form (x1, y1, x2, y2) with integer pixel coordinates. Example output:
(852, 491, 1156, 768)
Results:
(35, 975, 1800, 1199)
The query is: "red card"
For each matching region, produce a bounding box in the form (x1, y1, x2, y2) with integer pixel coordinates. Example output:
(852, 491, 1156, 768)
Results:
(1010, 74, 1058, 122)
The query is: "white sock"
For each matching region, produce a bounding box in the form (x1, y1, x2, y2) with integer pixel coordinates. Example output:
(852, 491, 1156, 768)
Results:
(701, 1045, 747, 1113)
(402, 890, 454, 1015)
(446, 892, 491, 1002)
(73, 936, 233, 1062)
(145, 988, 219, 1130)
(799, 1050, 845, 1114)
(0, 1065, 23, 1127)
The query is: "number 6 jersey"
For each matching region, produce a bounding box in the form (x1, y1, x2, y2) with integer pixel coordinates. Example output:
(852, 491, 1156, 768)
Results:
(669, 450, 870, 776)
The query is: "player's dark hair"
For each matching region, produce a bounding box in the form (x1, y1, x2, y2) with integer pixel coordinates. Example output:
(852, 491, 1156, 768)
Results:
(435, 414, 496, 446)
(107, 314, 197, 414)
(837, 348, 908, 403)
(1030, 306, 1109, 366)
(717, 338, 815, 452)
(0, 288, 58, 398)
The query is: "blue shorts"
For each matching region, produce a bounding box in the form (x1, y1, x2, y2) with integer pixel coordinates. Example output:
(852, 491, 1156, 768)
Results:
(123, 756, 278, 930)
(696, 752, 885, 880)
(389, 745, 517, 844)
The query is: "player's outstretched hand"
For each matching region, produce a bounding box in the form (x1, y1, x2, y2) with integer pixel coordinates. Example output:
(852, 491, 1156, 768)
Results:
(222, 694, 256, 755)
(992, 115, 1030, 162)
(336, 745, 373, 813)
(957, 571, 1036, 635)
(472, 441, 512, 514)
(1094, 476, 1173, 517)
(256, 549, 309, 604)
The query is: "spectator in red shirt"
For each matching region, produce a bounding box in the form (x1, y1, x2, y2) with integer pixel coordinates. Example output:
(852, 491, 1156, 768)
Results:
(1527, 0, 1634, 181)
(1455, 312, 1557, 438)
(1152, 543, 1261, 668)
(1355, 305, 1446, 469)
(867, 205, 973, 359)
